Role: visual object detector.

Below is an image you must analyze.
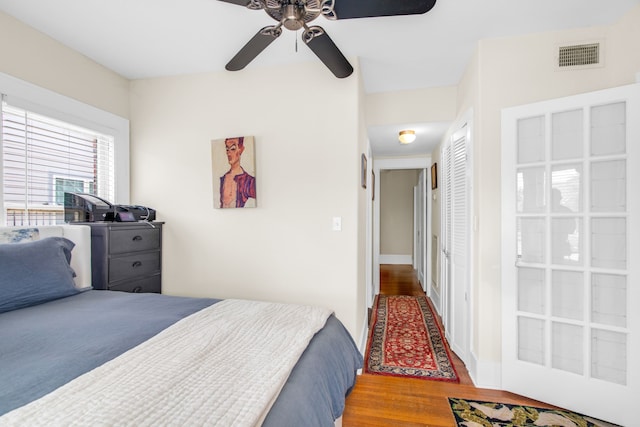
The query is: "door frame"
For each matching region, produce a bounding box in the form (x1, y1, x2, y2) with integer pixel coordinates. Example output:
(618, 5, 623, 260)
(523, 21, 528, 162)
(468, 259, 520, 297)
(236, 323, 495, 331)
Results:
(414, 170, 427, 289)
(372, 156, 431, 303)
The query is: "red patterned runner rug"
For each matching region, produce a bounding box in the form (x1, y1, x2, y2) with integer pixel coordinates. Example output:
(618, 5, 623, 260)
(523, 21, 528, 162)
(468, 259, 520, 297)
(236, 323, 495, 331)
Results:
(364, 295, 459, 382)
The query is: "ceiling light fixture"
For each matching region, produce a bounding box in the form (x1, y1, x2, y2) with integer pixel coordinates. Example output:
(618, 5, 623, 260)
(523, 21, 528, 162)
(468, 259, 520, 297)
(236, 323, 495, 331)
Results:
(398, 130, 416, 144)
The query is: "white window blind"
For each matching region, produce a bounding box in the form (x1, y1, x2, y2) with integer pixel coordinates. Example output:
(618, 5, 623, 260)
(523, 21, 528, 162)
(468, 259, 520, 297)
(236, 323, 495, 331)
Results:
(1, 101, 115, 226)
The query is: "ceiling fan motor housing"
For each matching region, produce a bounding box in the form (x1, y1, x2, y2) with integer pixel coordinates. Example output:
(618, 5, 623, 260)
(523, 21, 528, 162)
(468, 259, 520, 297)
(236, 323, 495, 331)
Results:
(282, 4, 304, 30)
(264, 0, 322, 29)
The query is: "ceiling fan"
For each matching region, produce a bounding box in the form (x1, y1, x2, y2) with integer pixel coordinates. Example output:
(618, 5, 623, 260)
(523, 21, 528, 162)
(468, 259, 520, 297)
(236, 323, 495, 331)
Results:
(218, 0, 437, 78)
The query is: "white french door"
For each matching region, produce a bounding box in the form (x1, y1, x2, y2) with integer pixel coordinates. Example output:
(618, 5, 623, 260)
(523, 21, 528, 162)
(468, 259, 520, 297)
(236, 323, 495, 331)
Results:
(501, 83, 640, 427)
(441, 123, 471, 364)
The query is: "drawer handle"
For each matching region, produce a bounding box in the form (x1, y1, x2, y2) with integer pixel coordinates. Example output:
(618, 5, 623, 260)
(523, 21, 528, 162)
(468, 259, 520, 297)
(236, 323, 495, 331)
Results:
(132, 235, 143, 241)
(132, 261, 143, 268)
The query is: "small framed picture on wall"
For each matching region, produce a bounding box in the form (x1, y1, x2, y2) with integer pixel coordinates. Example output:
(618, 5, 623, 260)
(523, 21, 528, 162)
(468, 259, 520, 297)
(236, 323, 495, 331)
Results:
(431, 163, 438, 190)
(371, 170, 375, 201)
(361, 154, 367, 189)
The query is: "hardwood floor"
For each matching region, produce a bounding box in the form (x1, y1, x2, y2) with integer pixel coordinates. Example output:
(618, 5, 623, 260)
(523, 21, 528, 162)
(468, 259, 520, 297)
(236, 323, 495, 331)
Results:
(342, 264, 554, 427)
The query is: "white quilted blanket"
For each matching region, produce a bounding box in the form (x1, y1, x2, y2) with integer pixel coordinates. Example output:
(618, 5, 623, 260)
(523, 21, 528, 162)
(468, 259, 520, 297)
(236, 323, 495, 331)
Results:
(0, 299, 332, 427)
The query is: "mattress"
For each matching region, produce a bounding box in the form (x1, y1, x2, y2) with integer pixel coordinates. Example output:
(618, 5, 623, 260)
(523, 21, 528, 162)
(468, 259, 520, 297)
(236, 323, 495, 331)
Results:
(0, 290, 363, 426)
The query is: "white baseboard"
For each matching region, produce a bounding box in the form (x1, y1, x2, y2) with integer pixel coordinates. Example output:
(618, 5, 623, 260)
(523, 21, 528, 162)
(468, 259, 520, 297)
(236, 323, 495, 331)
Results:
(379, 254, 412, 265)
(468, 351, 502, 389)
(358, 308, 369, 354)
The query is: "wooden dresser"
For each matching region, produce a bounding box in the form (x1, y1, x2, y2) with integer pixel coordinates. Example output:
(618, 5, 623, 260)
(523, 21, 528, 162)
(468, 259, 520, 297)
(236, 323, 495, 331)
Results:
(85, 222, 164, 293)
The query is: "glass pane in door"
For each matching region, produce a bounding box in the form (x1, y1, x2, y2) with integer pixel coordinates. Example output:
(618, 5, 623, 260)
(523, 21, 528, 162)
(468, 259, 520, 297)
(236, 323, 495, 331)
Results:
(591, 218, 627, 269)
(591, 102, 626, 156)
(518, 316, 545, 365)
(518, 267, 545, 314)
(517, 218, 545, 263)
(551, 217, 581, 265)
(551, 270, 583, 320)
(592, 273, 626, 327)
(592, 329, 627, 385)
(551, 164, 582, 213)
(552, 322, 583, 374)
(518, 116, 545, 164)
(591, 160, 626, 212)
(517, 167, 545, 213)
(552, 109, 583, 160)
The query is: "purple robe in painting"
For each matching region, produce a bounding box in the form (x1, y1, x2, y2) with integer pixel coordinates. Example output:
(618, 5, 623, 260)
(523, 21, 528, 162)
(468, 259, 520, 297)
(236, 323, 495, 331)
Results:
(220, 170, 256, 208)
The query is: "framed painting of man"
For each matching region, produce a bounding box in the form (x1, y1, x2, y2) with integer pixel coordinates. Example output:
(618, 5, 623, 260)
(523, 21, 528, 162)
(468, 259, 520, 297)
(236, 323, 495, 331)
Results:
(211, 136, 257, 209)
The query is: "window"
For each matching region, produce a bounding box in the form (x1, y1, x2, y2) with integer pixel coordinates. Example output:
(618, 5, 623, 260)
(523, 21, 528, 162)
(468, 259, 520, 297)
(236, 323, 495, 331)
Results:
(54, 177, 95, 206)
(1, 72, 130, 226)
(1, 102, 115, 226)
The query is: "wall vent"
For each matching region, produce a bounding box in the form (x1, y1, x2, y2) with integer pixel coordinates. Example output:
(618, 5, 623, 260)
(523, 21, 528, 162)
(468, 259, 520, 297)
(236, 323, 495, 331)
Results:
(558, 43, 600, 68)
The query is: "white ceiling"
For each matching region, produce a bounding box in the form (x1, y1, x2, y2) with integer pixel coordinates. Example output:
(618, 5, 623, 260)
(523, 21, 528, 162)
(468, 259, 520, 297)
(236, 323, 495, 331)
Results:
(368, 121, 451, 158)
(1, 0, 637, 156)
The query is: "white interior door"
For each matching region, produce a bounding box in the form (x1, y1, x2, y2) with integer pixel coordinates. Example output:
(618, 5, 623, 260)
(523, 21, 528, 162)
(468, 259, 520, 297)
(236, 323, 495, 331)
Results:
(501, 83, 640, 427)
(414, 186, 419, 271)
(441, 124, 471, 364)
(416, 169, 427, 289)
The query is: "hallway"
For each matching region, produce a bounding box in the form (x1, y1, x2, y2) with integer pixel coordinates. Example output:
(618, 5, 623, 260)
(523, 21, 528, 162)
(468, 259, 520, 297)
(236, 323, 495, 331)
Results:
(376, 264, 472, 384)
(342, 264, 554, 426)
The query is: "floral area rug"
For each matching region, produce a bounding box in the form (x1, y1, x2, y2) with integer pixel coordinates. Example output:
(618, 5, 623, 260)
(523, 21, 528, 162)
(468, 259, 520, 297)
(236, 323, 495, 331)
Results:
(448, 398, 622, 427)
(364, 295, 459, 382)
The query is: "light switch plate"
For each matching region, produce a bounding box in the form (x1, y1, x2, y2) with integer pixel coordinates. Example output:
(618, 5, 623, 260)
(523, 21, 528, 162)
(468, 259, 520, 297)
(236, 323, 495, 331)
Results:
(332, 216, 342, 231)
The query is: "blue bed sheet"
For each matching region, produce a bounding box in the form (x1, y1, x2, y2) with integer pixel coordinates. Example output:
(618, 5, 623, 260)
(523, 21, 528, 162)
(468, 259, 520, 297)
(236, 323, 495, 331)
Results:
(0, 290, 362, 426)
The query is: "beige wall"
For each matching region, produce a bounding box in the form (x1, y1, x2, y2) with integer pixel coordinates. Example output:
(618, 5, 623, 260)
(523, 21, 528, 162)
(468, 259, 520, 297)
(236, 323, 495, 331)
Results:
(129, 63, 364, 337)
(379, 169, 419, 256)
(455, 48, 482, 359)
(355, 68, 369, 340)
(450, 4, 640, 380)
(0, 11, 129, 118)
(365, 85, 457, 126)
(429, 152, 441, 287)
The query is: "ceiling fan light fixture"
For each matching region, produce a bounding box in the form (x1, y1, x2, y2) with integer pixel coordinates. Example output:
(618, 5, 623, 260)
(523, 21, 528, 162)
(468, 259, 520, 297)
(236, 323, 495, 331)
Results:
(398, 130, 416, 144)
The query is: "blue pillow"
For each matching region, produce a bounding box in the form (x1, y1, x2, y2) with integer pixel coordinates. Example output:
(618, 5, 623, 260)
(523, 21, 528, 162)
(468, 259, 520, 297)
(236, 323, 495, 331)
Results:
(0, 237, 79, 313)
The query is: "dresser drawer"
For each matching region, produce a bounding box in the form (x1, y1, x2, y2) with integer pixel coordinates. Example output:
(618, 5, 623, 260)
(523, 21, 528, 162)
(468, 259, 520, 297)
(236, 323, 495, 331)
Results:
(86, 221, 163, 293)
(109, 275, 161, 293)
(109, 228, 160, 254)
(109, 252, 160, 282)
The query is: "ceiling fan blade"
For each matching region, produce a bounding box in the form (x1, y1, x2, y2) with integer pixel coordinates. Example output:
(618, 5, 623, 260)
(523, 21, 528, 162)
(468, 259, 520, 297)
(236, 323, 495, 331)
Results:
(217, 0, 253, 6)
(327, 0, 436, 20)
(303, 26, 353, 78)
(225, 26, 282, 71)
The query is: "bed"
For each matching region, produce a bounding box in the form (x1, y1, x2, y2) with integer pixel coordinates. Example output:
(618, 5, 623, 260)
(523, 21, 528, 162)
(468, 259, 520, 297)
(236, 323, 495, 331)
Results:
(0, 225, 363, 426)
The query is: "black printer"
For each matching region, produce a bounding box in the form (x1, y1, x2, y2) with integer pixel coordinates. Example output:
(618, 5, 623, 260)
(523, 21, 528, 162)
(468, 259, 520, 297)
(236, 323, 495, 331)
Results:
(64, 192, 156, 223)
(114, 204, 156, 222)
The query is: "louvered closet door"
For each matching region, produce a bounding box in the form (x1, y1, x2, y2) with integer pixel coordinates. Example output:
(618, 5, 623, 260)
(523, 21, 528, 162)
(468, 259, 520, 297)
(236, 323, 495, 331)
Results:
(501, 83, 639, 427)
(441, 125, 470, 363)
